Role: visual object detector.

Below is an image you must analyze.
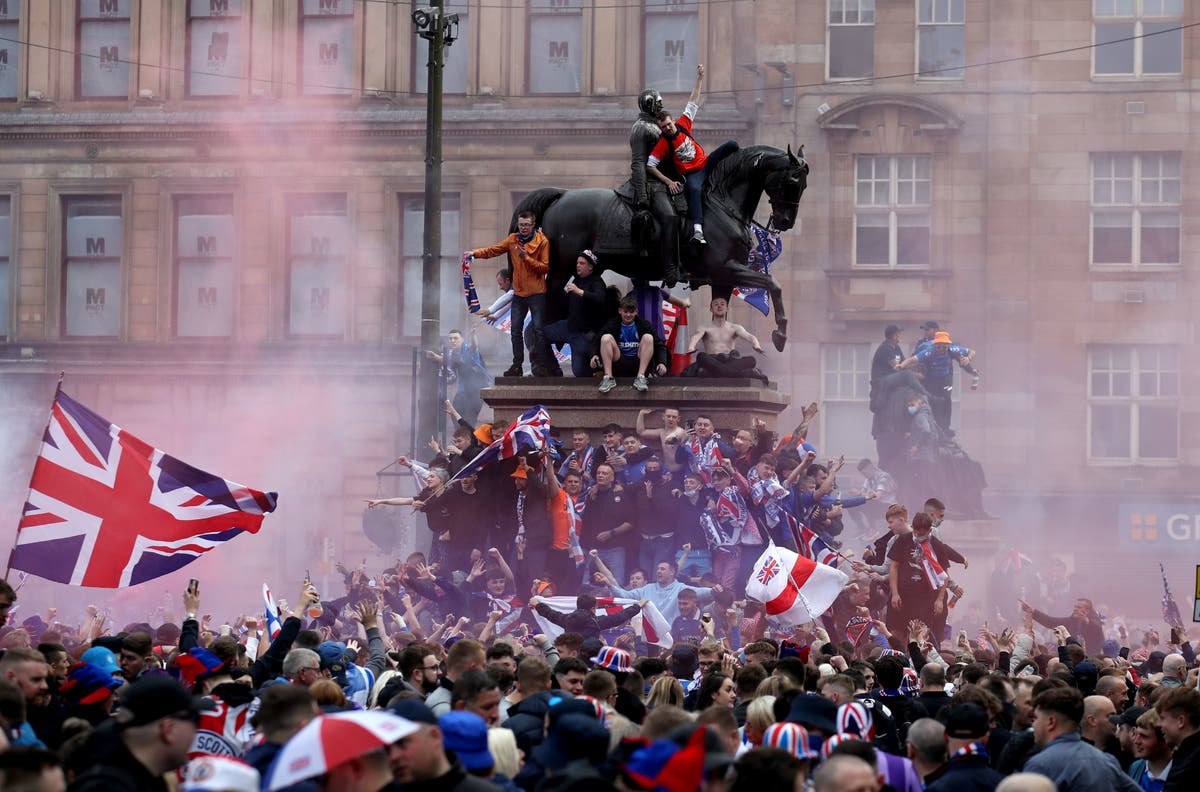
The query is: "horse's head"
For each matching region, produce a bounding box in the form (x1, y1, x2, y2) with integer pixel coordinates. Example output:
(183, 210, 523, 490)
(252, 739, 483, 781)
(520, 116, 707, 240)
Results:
(764, 144, 809, 232)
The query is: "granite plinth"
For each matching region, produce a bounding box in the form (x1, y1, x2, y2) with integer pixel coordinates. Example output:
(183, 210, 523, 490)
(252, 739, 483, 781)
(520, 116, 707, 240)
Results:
(481, 377, 790, 433)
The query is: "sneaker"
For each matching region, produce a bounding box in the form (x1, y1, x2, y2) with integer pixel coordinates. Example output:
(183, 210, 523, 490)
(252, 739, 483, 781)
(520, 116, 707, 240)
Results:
(691, 228, 707, 246)
(633, 375, 649, 392)
(503, 365, 523, 377)
(598, 375, 617, 394)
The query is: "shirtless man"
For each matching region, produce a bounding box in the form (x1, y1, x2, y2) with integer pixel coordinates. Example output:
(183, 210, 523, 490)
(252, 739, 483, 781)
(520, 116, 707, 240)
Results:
(686, 296, 767, 380)
(636, 407, 689, 475)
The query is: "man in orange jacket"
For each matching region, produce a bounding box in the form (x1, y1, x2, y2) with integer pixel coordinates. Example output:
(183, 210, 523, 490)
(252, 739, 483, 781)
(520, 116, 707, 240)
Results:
(467, 210, 555, 377)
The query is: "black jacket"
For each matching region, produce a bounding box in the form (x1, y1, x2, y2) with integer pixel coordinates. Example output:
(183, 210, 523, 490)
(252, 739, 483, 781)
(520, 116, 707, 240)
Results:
(1030, 608, 1105, 656)
(533, 602, 640, 640)
(566, 272, 608, 334)
(68, 725, 168, 792)
(594, 316, 670, 371)
(924, 754, 1005, 792)
(401, 755, 504, 792)
(1164, 729, 1200, 791)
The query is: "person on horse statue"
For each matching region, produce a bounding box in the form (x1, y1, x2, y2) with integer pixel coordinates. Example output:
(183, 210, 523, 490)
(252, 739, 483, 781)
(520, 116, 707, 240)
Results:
(629, 87, 683, 287)
(647, 64, 738, 249)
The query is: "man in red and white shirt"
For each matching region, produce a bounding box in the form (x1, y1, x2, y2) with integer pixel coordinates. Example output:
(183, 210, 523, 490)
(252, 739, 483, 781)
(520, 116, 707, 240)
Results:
(647, 64, 738, 247)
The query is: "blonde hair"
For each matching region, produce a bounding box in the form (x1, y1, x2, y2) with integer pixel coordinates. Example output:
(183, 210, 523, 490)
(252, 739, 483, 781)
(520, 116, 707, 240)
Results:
(746, 695, 777, 734)
(487, 726, 522, 778)
(646, 676, 685, 709)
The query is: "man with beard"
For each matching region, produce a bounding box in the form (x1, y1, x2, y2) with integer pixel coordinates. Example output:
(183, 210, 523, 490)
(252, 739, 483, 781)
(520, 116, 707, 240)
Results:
(398, 644, 442, 699)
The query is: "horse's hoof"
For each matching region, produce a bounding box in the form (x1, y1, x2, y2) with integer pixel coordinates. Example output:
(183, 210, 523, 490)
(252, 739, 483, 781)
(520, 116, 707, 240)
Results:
(772, 330, 787, 352)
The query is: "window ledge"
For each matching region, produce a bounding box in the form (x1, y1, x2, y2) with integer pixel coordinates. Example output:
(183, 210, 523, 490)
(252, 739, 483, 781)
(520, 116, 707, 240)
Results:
(824, 268, 952, 279)
(1087, 459, 1180, 468)
(1088, 266, 1181, 278)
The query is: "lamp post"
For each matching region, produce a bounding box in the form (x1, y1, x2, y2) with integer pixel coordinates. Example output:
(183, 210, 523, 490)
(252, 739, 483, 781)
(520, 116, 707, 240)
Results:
(413, 2, 459, 445)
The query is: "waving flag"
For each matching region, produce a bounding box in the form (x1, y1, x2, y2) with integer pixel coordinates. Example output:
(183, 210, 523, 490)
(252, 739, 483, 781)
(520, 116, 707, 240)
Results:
(790, 517, 840, 568)
(730, 227, 781, 316)
(845, 615, 872, 647)
(532, 595, 673, 648)
(263, 583, 282, 640)
(448, 405, 552, 485)
(10, 387, 277, 588)
(486, 593, 526, 635)
(484, 309, 570, 365)
(461, 253, 480, 313)
(744, 542, 848, 627)
(920, 541, 948, 591)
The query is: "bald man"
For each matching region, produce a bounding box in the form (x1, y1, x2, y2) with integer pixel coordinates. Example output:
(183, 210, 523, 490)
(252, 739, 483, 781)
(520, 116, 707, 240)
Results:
(1082, 694, 1118, 755)
(1160, 653, 1187, 689)
(995, 774, 1057, 792)
(1095, 675, 1129, 714)
(813, 754, 880, 792)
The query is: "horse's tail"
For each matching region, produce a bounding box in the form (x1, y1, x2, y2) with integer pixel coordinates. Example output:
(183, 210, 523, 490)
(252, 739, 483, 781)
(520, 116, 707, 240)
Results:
(511, 188, 567, 232)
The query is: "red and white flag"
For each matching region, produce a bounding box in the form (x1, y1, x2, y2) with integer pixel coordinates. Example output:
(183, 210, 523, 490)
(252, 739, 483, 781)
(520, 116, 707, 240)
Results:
(919, 541, 948, 591)
(532, 595, 673, 648)
(744, 542, 848, 626)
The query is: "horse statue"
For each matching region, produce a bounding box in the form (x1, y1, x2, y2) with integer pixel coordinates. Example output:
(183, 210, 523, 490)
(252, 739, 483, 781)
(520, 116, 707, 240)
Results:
(513, 144, 809, 351)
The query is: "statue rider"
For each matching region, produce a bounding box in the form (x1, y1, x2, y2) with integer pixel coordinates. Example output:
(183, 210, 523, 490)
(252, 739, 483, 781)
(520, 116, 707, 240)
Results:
(630, 88, 683, 288)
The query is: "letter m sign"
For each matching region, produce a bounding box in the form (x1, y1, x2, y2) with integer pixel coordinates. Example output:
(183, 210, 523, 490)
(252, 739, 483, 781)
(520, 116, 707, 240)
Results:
(98, 0, 118, 12)
(319, 43, 339, 63)
(311, 237, 332, 255)
(197, 236, 218, 254)
(86, 288, 106, 308)
(549, 41, 569, 59)
(664, 40, 685, 59)
(86, 238, 107, 256)
(100, 47, 119, 64)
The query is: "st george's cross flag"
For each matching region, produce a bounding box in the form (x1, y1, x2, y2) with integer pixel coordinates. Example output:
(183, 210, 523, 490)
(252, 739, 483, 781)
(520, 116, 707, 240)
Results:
(744, 542, 848, 627)
(9, 387, 277, 588)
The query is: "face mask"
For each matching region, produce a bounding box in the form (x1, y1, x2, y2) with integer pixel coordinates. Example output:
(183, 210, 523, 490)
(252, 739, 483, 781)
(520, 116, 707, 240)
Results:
(907, 405, 920, 415)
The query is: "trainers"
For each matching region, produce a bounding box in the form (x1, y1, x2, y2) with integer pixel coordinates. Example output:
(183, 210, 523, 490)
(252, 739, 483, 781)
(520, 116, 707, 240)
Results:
(633, 375, 649, 392)
(503, 365, 523, 378)
(691, 228, 707, 246)
(598, 375, 617, 393)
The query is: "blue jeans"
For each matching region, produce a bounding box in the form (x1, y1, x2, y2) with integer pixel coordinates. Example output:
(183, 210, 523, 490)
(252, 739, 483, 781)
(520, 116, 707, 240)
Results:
(543, 320, 594, 378)
(510, 292, 548, 368)
(639, 535, 678, 576)
(594, 547, 626, 587)
(688, 141, 740, 227)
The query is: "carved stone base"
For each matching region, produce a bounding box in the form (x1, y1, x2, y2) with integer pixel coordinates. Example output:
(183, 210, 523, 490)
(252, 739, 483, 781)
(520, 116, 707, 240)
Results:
(481, 376, 790, 433)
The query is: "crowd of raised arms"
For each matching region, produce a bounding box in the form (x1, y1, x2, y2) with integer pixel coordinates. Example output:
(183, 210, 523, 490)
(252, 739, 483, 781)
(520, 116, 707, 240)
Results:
(0, 388, 1197, 792)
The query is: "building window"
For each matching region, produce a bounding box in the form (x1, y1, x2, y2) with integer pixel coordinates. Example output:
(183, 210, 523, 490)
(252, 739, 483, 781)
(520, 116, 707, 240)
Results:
(529, 0, 582, 94)
(287, 194, 349, 337)
(917, 0, 964, 78)
(1091, 153, 1180, 268)
(821, 344, 874, 460)
(853, 155, 931, 269)
(1094, 0, 1182, 77)
(63, 197, 122, 338)
(0, 196, 10, 337)
(300, 0, 354, 95)
(645, 0, 698, 94)
(1089, 345, 1179, 462)
(415, 0, 468, 95)
(0, 1, 19, 100)
(187, 0, 244, 97)
(78, 0, 131, 99)
(400, 194, 461, 338)
(174, 196, 235, 337)
(829, 0, 873, 80)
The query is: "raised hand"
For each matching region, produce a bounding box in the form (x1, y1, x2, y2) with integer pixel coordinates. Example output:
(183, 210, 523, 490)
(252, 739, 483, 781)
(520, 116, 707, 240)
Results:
(353, 599, 379, 629)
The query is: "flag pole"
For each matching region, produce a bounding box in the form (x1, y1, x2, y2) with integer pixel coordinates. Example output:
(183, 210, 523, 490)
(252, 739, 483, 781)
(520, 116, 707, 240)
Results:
(5, 372, 65, 583)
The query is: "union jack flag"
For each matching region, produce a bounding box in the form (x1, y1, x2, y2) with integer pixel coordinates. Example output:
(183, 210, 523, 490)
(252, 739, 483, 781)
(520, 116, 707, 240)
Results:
(756, 556, 781, 585)
(10, 388, 277, 588)
(448, 405, 552, 485)
(845, 615, 872, 646)
(730, 227, 782, 316)
(786, 514, 840, 568)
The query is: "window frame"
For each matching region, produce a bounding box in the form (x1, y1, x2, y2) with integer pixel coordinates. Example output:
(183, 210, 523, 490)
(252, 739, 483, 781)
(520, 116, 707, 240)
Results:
(0, 0, 21, 102)
(185, 0, 247, 99)
(0, 192, 12, 340)
(285, 193, 352, 339)
(1089, 152, 1181, 270)
(526, 0, 585, 96)
(1087, 344, 1180, 465)
(827, 0, 875, 82)
(915, 0, 965, 80)
(643, 0, 701, 96)
(172, 193, 237, 339)
(412, 0, 469, 96)
(60, 193, 125, 339)
(397, 191, 463, 340)
(852, 154, 933, 270)
(76, 0, 133, 100)
(819, 343, 876, 461)
(1091, 0, 1183, 78)
(298, 0, 357, 97)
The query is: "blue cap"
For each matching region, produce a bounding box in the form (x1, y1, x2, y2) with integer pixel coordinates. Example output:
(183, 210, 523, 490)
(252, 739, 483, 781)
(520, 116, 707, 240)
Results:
(439, 712, 494, 771)
(81, 646, 121, 676)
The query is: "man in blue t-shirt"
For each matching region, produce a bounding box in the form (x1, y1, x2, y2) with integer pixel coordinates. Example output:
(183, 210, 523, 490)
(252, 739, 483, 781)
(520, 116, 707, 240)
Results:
(592, 295, 670, 394)
(900, 330, 980, 430)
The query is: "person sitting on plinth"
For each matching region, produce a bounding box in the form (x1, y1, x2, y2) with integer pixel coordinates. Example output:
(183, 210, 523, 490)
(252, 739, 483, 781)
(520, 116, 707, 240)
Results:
(684, 294, 768, 382)
(592, 295, 670, 394)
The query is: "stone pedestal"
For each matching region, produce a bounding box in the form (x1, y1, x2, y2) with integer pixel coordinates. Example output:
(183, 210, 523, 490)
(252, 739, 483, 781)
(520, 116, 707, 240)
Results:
(481, 377, 790, 433)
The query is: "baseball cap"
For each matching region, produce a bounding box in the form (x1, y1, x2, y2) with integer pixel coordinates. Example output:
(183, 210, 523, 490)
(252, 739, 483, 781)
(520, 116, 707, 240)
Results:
(439, 711, 494, 771)
(317, 641, 349, 683)
(786, 694, 838, 734)
(81, 646, 121, 676)
(533, 713, 610, 771)
(114, 676, 215, 728)
(1110, 705, 1149, 728)
(884, 324, 902, 337)
(920, 320, 940, 330)
(388, 698, 438, 726)
(943, 703, 990, 740)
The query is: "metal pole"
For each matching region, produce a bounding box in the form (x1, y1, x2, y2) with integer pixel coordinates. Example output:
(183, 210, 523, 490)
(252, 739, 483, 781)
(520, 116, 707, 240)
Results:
(417, 0, 447, 444)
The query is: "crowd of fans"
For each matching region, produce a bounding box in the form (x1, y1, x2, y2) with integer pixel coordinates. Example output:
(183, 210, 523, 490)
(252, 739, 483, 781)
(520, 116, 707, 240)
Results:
(0, 393, 1197, 792)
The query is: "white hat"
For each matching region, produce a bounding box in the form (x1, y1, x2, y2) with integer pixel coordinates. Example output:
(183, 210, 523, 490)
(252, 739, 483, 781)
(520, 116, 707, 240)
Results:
(182, 755, 261, 792)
